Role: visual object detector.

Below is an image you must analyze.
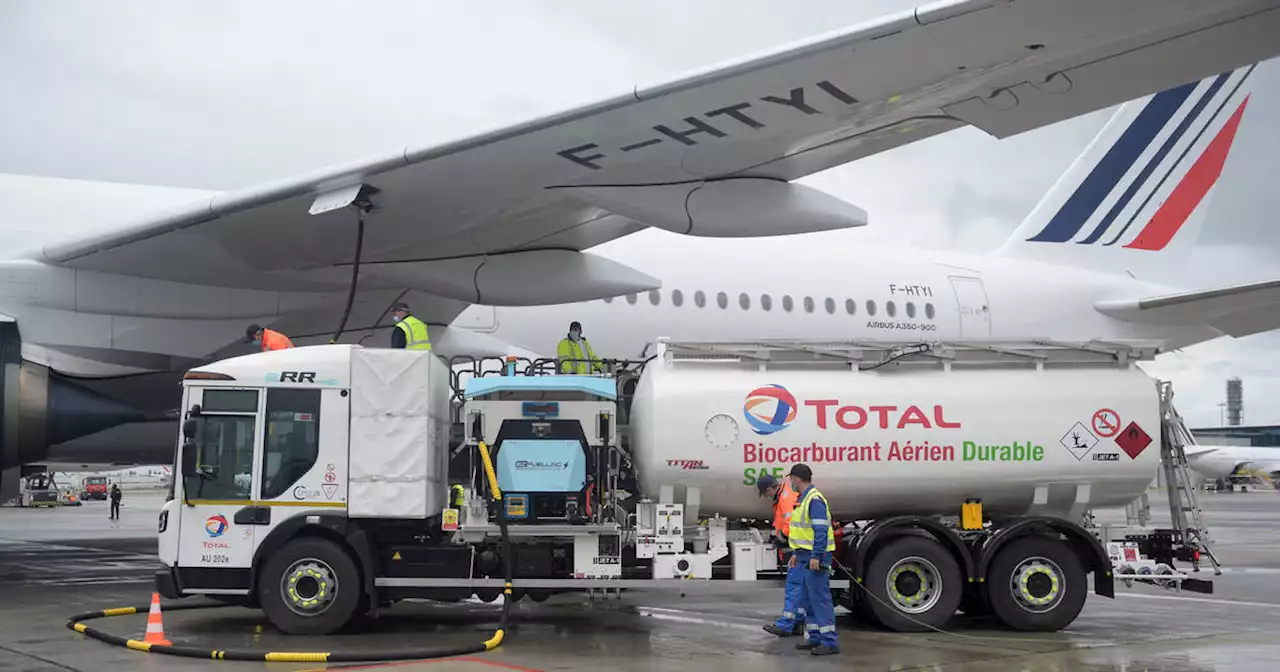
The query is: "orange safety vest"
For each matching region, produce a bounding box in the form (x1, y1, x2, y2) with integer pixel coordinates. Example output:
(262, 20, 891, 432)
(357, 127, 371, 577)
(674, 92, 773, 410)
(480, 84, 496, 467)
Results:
(260, 328, 294, 352)
(773, 481, 800, 538)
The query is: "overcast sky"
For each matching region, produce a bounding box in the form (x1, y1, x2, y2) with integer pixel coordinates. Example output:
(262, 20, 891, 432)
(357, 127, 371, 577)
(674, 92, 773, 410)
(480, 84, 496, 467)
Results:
(2, 1, 1279, 428)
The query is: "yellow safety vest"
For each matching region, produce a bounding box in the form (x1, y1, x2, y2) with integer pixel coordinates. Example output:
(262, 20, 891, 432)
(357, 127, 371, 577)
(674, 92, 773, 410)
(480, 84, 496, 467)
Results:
(395, 316, 431, 350)
(557, 337, 599, 374)
(788, 486, 835, 552)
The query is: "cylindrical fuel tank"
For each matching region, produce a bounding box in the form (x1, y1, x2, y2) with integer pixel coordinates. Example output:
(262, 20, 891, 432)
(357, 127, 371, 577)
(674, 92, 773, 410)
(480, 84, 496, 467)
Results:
(629, 358, 1161, 520)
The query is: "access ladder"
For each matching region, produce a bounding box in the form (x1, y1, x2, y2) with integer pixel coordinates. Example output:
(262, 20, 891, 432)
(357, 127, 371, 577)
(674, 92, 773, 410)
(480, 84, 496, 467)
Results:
(1158, 381, 1223, 575)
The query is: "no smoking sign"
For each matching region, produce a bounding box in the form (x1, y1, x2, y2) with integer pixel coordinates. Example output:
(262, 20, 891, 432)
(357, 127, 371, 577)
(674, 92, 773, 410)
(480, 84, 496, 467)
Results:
(1093, 409, 1120, 438)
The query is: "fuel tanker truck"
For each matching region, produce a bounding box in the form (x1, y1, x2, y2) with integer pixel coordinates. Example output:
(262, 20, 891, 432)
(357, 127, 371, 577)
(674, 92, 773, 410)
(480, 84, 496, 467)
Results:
(155, 338, 1216, 636)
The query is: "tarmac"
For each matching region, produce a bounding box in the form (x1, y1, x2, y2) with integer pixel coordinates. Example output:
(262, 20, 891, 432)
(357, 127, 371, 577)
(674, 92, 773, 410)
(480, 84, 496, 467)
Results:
(2, 490, 1280, 671)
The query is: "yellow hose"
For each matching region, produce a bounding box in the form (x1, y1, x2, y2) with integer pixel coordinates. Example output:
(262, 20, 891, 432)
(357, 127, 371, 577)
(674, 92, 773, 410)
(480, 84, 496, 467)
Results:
(478, 441, 502, 501)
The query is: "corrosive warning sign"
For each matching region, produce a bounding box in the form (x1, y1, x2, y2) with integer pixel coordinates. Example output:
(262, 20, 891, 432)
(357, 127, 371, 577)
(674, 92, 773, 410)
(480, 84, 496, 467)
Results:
(1116, 421, 1152, 459)
(1092, 409, 1120, 438)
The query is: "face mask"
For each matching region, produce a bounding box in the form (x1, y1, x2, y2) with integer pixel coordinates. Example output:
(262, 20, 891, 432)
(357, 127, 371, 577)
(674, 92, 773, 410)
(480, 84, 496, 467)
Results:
(393, 313, 405, 323)
(569, 331, 581, 341)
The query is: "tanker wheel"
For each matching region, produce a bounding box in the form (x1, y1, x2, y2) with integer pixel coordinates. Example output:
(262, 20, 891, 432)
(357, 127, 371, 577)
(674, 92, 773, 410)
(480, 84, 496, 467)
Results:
(259, 537, 361, 635)
(985, 536, 1086, 632)
(863, 537, 963, 632)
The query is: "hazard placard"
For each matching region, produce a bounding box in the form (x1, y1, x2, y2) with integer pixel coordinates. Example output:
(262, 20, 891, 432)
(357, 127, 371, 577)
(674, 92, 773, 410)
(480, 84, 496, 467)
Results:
(1116, 421, 1152, 459)
(442, 508, 459, 531)
(1092, 408, 1120, 438)
(1059, 422, 1098, 461)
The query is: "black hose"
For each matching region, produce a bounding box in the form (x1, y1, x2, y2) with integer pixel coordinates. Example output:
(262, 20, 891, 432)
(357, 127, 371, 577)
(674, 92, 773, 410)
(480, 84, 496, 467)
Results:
(331, 207, 367, 344)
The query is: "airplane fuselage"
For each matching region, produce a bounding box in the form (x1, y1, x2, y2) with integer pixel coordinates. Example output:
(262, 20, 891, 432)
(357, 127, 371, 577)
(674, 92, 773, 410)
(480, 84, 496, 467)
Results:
(472, 243, 1216, 360)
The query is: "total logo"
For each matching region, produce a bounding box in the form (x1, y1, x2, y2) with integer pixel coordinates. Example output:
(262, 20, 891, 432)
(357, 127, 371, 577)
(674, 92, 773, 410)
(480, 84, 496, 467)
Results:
(205, 514, 228, 538)
(744, 385, 798, 436)
(743, 385, 961, 436)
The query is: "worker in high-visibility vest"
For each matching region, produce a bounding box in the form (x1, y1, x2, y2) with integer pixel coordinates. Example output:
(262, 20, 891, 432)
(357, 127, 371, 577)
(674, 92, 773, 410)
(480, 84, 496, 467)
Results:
(388, 303, 431, 350)
(786, 463, 839, 656)
(556, 321, 602, 374)
(758, 473, 805, 638)
(246, 324, 294, 351)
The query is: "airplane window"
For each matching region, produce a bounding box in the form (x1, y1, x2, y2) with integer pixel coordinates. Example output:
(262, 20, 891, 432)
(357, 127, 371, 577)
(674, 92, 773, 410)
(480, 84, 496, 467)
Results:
(782, 295, 794, 312)
(739, 293, 750, 310)
(886, 301, 897, 317)
(925, 302, 935, 320)
(906, 302, 916, 318)
(804, 297, 815, 313)
(866, 300, 877, 316)
(761, 294, 772, 311)
(824, 297, 835, 314)
(672, 289, 684, 307)
(649, 290, 661, 306)
(845, 299, 856, 315)
(695, 291, 706, 308)
(716, 292, 728, 309)
(626, 294, 637, 305)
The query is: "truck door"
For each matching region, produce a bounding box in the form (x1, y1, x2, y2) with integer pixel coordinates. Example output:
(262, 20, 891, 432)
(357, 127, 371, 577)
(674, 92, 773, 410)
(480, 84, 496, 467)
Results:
(248, 386, 348, 555)
(177, 387, 264, 583)
(949, 276, 992, 338)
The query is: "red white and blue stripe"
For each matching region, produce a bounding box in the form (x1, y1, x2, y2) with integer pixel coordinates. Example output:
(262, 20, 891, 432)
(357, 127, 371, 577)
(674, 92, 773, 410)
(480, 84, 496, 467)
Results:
(1025, 66, 1254, 251)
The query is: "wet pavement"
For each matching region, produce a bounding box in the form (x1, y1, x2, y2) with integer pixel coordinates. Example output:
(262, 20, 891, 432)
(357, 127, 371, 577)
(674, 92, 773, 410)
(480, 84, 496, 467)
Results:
(1, 492, 1279, 671)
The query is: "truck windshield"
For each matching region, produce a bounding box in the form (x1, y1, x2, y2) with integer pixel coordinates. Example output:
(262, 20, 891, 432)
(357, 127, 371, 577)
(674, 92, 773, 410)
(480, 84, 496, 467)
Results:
(85, 477, 106, 486)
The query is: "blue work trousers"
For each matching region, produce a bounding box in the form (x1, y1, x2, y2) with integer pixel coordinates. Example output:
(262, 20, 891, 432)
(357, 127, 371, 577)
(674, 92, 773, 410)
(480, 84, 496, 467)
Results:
(792, 549, 838, 649)
(773, 550, 805, 631)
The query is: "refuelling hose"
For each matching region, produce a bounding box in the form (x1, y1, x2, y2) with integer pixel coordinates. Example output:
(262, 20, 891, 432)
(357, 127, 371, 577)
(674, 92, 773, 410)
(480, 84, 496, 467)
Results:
(66, 442, 514, 663)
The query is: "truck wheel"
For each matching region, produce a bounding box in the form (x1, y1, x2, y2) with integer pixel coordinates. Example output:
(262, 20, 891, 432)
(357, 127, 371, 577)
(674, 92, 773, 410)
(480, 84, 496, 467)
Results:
(259, 538, 361, 635)
(863, 537, 963, 632)
(985, 536, 1086, 632)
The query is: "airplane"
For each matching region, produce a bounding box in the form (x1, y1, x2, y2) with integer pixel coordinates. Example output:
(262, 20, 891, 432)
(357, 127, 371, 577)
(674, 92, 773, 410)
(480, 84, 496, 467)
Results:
(1184, 445, 1280, 483)
(3, 0, 1280, 503)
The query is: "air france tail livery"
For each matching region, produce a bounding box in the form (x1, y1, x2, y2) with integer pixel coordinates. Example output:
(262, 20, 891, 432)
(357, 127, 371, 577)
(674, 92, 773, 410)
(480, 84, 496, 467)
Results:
(483, 66, 1276, 361)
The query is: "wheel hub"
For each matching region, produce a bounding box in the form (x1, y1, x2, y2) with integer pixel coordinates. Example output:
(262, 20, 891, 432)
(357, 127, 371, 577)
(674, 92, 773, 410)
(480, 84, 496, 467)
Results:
(281, 558, 339, 617)
(886, 556, 942, 614)
(1009, 556, 1063, 613)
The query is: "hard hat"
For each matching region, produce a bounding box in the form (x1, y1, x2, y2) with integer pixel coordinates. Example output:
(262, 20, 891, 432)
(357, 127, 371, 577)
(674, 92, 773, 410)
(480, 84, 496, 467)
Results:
(756, 473, 777, 496)
(391, 302, 410, 313)
(245, 324, 262, 341)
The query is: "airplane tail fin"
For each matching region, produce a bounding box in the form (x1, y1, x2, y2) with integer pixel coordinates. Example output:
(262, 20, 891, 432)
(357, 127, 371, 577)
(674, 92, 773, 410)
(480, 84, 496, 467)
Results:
(994, 65, 1257, 279)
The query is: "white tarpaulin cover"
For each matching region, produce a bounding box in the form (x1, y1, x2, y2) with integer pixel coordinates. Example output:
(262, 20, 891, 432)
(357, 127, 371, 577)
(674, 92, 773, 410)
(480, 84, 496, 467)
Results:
(348, 348, 449, 519)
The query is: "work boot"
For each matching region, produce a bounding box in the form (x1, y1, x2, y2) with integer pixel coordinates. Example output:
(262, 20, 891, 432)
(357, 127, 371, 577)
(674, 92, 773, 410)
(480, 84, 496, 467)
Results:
(810, 645, 839, 656)
(762, 624, 792, 637)
(791, 622, 805, 636)
(795, 639, 818, 650)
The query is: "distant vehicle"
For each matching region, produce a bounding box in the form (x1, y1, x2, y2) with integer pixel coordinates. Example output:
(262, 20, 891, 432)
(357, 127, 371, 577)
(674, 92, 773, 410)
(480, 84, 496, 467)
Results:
(81, 476, 108, 500)
(18, 473, 59, 508)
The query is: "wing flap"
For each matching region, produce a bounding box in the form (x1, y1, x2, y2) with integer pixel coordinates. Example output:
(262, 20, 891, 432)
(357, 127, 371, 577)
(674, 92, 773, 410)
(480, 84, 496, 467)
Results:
(1095, 278, 1280, 337)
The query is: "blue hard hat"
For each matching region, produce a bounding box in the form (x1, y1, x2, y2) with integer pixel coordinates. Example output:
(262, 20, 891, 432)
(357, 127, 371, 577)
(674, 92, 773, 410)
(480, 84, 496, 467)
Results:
(756, 473, 778, 496)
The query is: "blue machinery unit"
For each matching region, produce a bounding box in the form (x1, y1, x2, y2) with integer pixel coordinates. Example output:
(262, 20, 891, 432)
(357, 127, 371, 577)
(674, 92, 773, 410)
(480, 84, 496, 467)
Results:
(462, 374, 620, 525)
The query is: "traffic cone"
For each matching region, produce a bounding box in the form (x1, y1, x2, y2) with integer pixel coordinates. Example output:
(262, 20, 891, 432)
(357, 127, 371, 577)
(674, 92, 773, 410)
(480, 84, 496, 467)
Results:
(143, 592, 171, 646)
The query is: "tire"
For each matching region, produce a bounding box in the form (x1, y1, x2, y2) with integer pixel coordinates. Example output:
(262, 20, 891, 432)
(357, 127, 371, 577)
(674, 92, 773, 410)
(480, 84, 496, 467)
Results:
(259, 537, 362, 635)
(985, 536, 1087, 632)
(862, 536, 963, 632)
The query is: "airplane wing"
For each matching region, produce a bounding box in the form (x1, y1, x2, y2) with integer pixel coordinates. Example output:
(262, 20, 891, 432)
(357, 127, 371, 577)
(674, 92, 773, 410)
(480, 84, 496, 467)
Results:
(32, 0, 1280, 315)
(1095, 277, 1280, 337)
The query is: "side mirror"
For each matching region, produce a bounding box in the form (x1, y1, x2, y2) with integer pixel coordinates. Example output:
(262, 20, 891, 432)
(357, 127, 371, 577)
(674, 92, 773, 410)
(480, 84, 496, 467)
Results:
(180, 440, 199, 477)
(182, 419, 198, 440)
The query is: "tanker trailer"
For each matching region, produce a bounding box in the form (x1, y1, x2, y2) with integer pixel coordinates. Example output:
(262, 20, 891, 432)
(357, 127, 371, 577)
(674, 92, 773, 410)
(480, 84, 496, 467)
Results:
(626, 339, 1216, 632)
(157, 340, 1216, 637)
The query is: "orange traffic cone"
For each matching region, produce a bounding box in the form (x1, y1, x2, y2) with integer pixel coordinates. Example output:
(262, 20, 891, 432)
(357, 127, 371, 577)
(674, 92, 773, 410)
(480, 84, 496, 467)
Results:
(143, 592, 171, 646)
